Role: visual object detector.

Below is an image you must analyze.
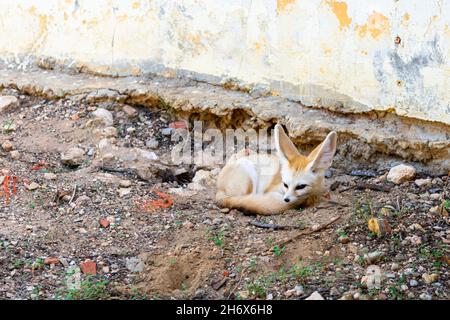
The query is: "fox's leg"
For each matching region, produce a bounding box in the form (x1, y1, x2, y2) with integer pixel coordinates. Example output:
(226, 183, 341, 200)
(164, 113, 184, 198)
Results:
(217, 191, 289, 215)
(216, 158, 257, 197)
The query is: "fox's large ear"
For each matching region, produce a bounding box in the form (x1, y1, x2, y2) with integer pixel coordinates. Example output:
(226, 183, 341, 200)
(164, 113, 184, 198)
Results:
(274, 124, 300, 162)
(307, 131, 337, 173)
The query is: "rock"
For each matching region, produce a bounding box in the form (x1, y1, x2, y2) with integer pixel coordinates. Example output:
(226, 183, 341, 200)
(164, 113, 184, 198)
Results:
(414, 178, 432, 188)
(169, 121, 187, 129)
(161, 128, 173, 136)
(122, 105, 138, 118)
(92, 108, 113, 126)
(379, 207, 392, 217)
(391, 263, 400, 271)
(43, 172, 57, 180)
(80, 260, 97, 275)
(44, 257, 60, 265)
(419, 293, 432, 300)
(409, 279, 418, 287)
(25, 182, 40, 191)
(305, 291, 324, 300)
(387, 164, 416, 184)
(338, 235, 350, 244)
(10, 150, 20, 160)
(429, 193, 441, 200)
(138, 149, 158, 160)
(339, 293, 353, 300)
(119, 180, 132, 188)
(400, 284, 409, 291)
(1, 141, 13, 151)
(61, 147, 85, 166)
(126, 257, 144, 273)
(118, 188, 131, 197)
(409, 235, 422, 246)
(0, 96, 19, 113)
(364, 251, 385, 264)
(99, 218, 110, 228)
(294, 285, 304, 296)
(212, 218, 222, 225)
(422, 273, 439, 284)
(145, 138, 159, 149)
(75, 195, 90, 206)
(103, 126, 118, 137)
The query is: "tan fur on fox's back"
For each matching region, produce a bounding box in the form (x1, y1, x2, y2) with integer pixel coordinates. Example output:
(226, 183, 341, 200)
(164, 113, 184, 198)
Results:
(216, 125, 337, 215)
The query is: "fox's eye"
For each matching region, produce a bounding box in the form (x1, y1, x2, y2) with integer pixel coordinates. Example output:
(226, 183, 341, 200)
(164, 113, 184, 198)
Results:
(283, 183, 288, 188)
(296, 184, 307, 190)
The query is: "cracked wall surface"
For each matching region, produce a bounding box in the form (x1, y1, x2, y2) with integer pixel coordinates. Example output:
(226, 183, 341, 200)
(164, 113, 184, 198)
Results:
(0, 0, 449, 125)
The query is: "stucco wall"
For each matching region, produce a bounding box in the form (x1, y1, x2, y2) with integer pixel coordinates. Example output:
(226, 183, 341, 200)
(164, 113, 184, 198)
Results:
(0, 0, 449, 125)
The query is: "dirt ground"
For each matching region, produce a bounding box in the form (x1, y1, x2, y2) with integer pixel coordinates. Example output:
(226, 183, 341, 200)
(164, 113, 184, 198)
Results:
(0, 89, 448, 300)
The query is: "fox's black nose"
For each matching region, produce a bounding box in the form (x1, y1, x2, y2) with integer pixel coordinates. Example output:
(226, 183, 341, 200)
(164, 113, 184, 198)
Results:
(284, 198, 290, 203)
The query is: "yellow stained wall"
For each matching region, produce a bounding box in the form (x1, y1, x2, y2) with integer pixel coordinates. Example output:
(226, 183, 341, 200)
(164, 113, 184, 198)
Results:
(0, 0, 449, 125)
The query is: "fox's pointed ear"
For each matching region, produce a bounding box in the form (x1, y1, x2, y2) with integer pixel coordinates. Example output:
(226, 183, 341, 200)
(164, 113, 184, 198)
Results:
(307, 131, 337, 173)
(274, 124, 300, 162)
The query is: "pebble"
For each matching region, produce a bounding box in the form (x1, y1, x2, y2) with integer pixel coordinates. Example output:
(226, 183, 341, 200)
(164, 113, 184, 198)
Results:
(414, 178, 432, 187)
(422, 273, 439, 284)
(387, 164, 416, 184)
(419, 293, 432, 300)
(10, 150, 20, 160)
(92, 108, 114, 126)
(161, 128, 173, 136)
(409, 279, 418, 287)
(125, 257, 144, 273)
(43, 172, 57, 180)
(1, 141, 13, 151)
(364, 251, 384, 264)
(61, 147, 85, 166)
(338, 235, 350, 244)
(122, 105, 138, 118)
(119, 180, 132, 188)
(305, 291, 324, 300)
(25, 182, 40, 191)
(145, 138, 159, 149)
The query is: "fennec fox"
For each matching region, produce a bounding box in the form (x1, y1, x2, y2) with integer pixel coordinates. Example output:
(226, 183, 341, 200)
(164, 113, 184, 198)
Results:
(216, 124, 337, 215)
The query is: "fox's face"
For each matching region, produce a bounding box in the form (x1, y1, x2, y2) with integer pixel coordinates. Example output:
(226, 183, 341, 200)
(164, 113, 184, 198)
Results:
(274, 124, 337, 204)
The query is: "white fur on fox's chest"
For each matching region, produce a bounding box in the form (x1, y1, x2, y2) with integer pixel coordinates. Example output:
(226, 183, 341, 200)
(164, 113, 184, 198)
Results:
(233, 154, 282, 194)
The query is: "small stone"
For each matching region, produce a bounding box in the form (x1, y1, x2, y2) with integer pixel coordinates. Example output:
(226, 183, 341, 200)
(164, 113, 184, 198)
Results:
(419, 293, 432, 300)
(169, 121, 187, 129)
(387, 164, 416, 184)
(400, 284, 408, 291)
(1, 141, 13, 151)
(44, 257, 60, 265)
(183, 221, 194, 229)
(145, 138, 159, 149)
(212, 218, 222, 225)
(92, 108, 113, 126)
(422, 273, 439, 284)
(294, 285, 304, 296)
(161, 128, 174, 136)
(10, 150, 20, 160)
(25, 182, 40, 191)
(409, 279, 418, 287)
(43, 172, 57, 180)
(409, 235, 422, 246)
(339, 293, 353, 300)
(122, 105, 138, 118)
(126, 257, 144, 273)
(119, 180, 132, 188)
(118, 188, 131, 197)
(103, 126, 118, 137)
(61, 147, 85, 166)
(391, 263, 400, 271)
(429, 193, 441, 200)
(364, 251, 385, 264)
(338, 235, 350, 244)
(220, 208, 230, 213)
(414, 178, 432, 187)
(102, 266, 110, 273)
(80, 260, 97, 275)
(0, 96, 19, 113)
(305, 291, 324, 300)
(139, 149, 158, 160)
(99, 218, 110, 228)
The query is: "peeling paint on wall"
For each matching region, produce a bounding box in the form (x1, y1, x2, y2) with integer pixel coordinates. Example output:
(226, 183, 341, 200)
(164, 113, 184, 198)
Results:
(0, 0, 449, 125)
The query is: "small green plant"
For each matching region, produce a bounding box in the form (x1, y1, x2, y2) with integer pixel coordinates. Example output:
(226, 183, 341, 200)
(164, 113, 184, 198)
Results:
(444, 199, 450, 210)
(246, 280, 267, 298)
(2, 119, 14, 133)
(289, 265, 313, 283)
(272, 245, 285, 257)
(13, 259, 25, 269)
(207, 228, 225, 248)
(59, 276, 110, 300)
